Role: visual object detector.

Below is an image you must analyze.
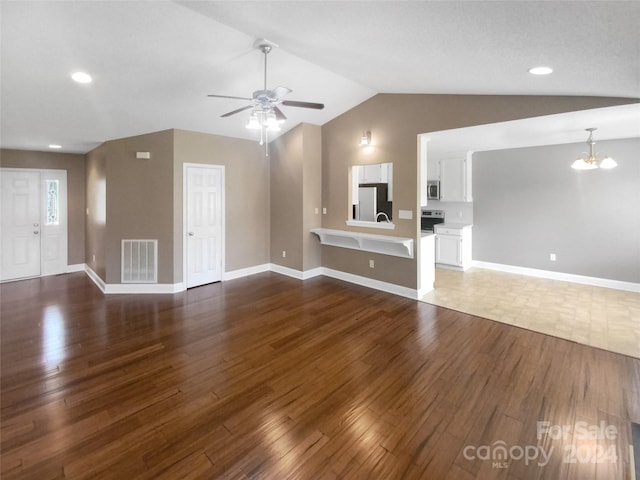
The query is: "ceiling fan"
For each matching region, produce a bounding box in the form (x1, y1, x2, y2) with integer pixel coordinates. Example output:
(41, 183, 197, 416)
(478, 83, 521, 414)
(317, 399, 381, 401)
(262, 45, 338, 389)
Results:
(208, 40, 324, 147)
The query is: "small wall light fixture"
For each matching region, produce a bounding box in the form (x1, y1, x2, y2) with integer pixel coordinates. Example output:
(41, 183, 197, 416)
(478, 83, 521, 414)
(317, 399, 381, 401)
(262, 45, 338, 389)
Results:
(359, 131, 372, 147)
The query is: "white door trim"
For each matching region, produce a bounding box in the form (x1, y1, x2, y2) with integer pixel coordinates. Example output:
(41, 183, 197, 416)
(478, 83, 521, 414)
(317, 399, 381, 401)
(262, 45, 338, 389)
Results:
(182, 163, 225, 288)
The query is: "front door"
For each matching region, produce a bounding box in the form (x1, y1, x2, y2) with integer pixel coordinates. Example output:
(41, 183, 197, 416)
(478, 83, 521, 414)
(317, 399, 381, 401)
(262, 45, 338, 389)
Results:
(1, 170, 41, 280)
(1, 169, 68, 282)
(185, 166, 223, 288)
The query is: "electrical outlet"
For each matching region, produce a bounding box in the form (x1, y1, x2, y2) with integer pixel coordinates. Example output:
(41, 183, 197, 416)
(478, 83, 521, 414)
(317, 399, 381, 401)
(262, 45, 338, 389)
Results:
(369, 259, 374, 268)
(92, 254, 96, 263)
(282, 251, 286, 258)
(399, 210, 412, 220)
(550, 253, 556, 261)
(314, 207, 319, 214)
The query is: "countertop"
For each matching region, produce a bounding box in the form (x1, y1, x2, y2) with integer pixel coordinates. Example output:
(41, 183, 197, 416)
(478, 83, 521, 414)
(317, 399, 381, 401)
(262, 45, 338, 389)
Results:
(435, 223, 473, 229)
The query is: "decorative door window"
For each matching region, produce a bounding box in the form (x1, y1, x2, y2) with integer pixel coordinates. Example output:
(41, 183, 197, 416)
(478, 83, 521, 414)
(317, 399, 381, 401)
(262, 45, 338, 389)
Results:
(45, 179, 59, 225)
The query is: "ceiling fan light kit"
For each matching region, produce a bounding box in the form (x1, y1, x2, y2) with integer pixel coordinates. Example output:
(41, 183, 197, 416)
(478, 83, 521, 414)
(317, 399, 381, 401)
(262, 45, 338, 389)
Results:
(208, 39, 324, 154)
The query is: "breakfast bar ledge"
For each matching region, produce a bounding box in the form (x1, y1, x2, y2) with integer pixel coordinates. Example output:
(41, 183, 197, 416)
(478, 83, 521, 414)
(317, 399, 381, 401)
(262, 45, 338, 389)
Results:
(310, 228, 414, 259)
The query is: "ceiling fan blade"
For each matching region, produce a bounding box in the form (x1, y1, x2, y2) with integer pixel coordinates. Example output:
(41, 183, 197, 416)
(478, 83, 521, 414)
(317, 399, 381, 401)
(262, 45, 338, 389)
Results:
(272, 86, 292, 99)
(221, 105, 254, 117)
(273, 106, 287, 122)
(282, 100, 325, 110)
(208, 94, 253, 101)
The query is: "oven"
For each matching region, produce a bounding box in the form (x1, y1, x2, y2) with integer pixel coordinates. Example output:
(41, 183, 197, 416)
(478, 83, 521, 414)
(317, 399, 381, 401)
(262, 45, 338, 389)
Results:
(421, 209, 445, 233)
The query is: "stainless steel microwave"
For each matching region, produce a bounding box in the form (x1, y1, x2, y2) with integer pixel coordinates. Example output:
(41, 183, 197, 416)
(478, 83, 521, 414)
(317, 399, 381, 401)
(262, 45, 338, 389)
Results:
(427, 181, 440, 200)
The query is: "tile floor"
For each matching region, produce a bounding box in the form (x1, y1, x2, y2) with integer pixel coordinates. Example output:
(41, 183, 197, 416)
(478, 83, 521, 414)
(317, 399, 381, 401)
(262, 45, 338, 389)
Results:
(421, 267, 640, 359)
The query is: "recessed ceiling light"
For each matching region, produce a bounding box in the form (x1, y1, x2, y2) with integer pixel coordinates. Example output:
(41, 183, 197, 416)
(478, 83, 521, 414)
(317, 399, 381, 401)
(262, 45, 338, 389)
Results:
(71, 71, 92, 83)
(48, 144, 62, 149)
(528, 66, 553, 75)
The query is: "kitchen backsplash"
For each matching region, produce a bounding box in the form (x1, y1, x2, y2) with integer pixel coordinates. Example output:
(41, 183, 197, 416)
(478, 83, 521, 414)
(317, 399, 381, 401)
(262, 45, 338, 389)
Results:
(422, 201, 474, 225)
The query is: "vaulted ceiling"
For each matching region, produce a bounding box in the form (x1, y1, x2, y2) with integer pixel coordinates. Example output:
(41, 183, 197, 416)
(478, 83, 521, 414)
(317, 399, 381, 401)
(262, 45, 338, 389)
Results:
(1, 1, 639, 154)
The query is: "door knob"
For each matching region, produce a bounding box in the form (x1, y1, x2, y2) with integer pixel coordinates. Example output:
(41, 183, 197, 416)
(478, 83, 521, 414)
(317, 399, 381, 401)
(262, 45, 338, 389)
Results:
(188, 232, 194, 236)
(34, 223, 39, 227)
(34, 231, 39, 235)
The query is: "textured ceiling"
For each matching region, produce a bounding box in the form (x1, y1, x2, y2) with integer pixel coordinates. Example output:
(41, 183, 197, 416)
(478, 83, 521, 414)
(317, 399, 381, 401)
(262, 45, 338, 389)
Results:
(1, 1, 639, 154)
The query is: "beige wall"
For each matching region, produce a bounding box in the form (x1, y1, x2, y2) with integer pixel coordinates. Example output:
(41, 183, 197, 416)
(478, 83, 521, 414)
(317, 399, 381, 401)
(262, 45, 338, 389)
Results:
(270, 125, 304, 270)
(84, 128, 267, 285)
(85, 145, 107, 279)
(321, 94, 639, 289)
(173, 129, 269, 281)
(301, 124, 322, 271)
(0, 149, 86, 266)
(93, 130, 175, 284)
(269, 123, 322, 272)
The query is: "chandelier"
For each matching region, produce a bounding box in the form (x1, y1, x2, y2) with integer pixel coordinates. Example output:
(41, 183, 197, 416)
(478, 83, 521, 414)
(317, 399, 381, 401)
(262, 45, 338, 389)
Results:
(571, 128, 617, 170)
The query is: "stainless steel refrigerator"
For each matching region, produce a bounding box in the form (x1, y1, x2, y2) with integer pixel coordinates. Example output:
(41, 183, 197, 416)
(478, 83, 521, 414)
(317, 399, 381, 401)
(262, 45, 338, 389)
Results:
(358, 186, 377, 221)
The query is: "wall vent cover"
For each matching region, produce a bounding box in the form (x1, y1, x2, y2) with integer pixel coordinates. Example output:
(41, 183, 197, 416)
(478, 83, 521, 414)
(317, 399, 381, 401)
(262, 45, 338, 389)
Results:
(121, 239, 157, 283)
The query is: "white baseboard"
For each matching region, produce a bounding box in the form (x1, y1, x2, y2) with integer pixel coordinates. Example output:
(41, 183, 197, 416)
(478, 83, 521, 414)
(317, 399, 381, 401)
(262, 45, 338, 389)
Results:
(472, 261, 640, 293)
(85, 265, 107, 293)
(84, 265, 185, 294)
(223, 263, 271, 281)
(321, 268, 420, 300)
(104, 282, 185, 294)
(66, 264, 86, 273)
(269, 263, 323, 280)
(83, 261, 421, 299)
(228, 263, 420, 299)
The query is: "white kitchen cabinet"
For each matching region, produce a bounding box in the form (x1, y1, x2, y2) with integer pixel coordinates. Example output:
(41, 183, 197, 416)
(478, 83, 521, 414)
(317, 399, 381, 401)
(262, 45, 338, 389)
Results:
(359, 163, 389, 184)
(426, 154, 439, 181)
(435, 224, 472, 270)
(438, 156, 472, 202)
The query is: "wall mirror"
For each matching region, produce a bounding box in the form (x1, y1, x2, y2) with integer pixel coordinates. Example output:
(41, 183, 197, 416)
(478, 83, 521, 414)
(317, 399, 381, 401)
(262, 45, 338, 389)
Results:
(348, 162, 394, 229)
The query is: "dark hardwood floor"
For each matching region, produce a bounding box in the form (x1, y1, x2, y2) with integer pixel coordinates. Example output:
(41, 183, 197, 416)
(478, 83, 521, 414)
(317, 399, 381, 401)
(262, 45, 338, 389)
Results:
(1, 272, 638, 479)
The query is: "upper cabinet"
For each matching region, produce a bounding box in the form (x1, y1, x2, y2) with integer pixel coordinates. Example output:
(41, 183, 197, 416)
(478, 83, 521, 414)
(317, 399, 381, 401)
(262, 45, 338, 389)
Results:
(431, 155, 472, 203)
(426, 154, 439, 182)
(359, 163, 391, 185)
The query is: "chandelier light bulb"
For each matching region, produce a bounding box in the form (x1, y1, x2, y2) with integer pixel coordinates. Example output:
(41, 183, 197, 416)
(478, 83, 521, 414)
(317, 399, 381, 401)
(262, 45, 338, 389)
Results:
(246, 114, 261, 130)
(599, 157, 617, 169)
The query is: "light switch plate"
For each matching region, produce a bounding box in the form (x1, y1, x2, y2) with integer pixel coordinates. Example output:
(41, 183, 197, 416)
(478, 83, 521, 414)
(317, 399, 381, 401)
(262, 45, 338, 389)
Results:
(398, 210, 413, 220)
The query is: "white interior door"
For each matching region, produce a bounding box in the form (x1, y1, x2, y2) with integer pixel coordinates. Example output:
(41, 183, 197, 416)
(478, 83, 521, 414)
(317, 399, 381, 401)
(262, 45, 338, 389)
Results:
(186, 166, 223, 288)
(1, 168, 68, 282)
